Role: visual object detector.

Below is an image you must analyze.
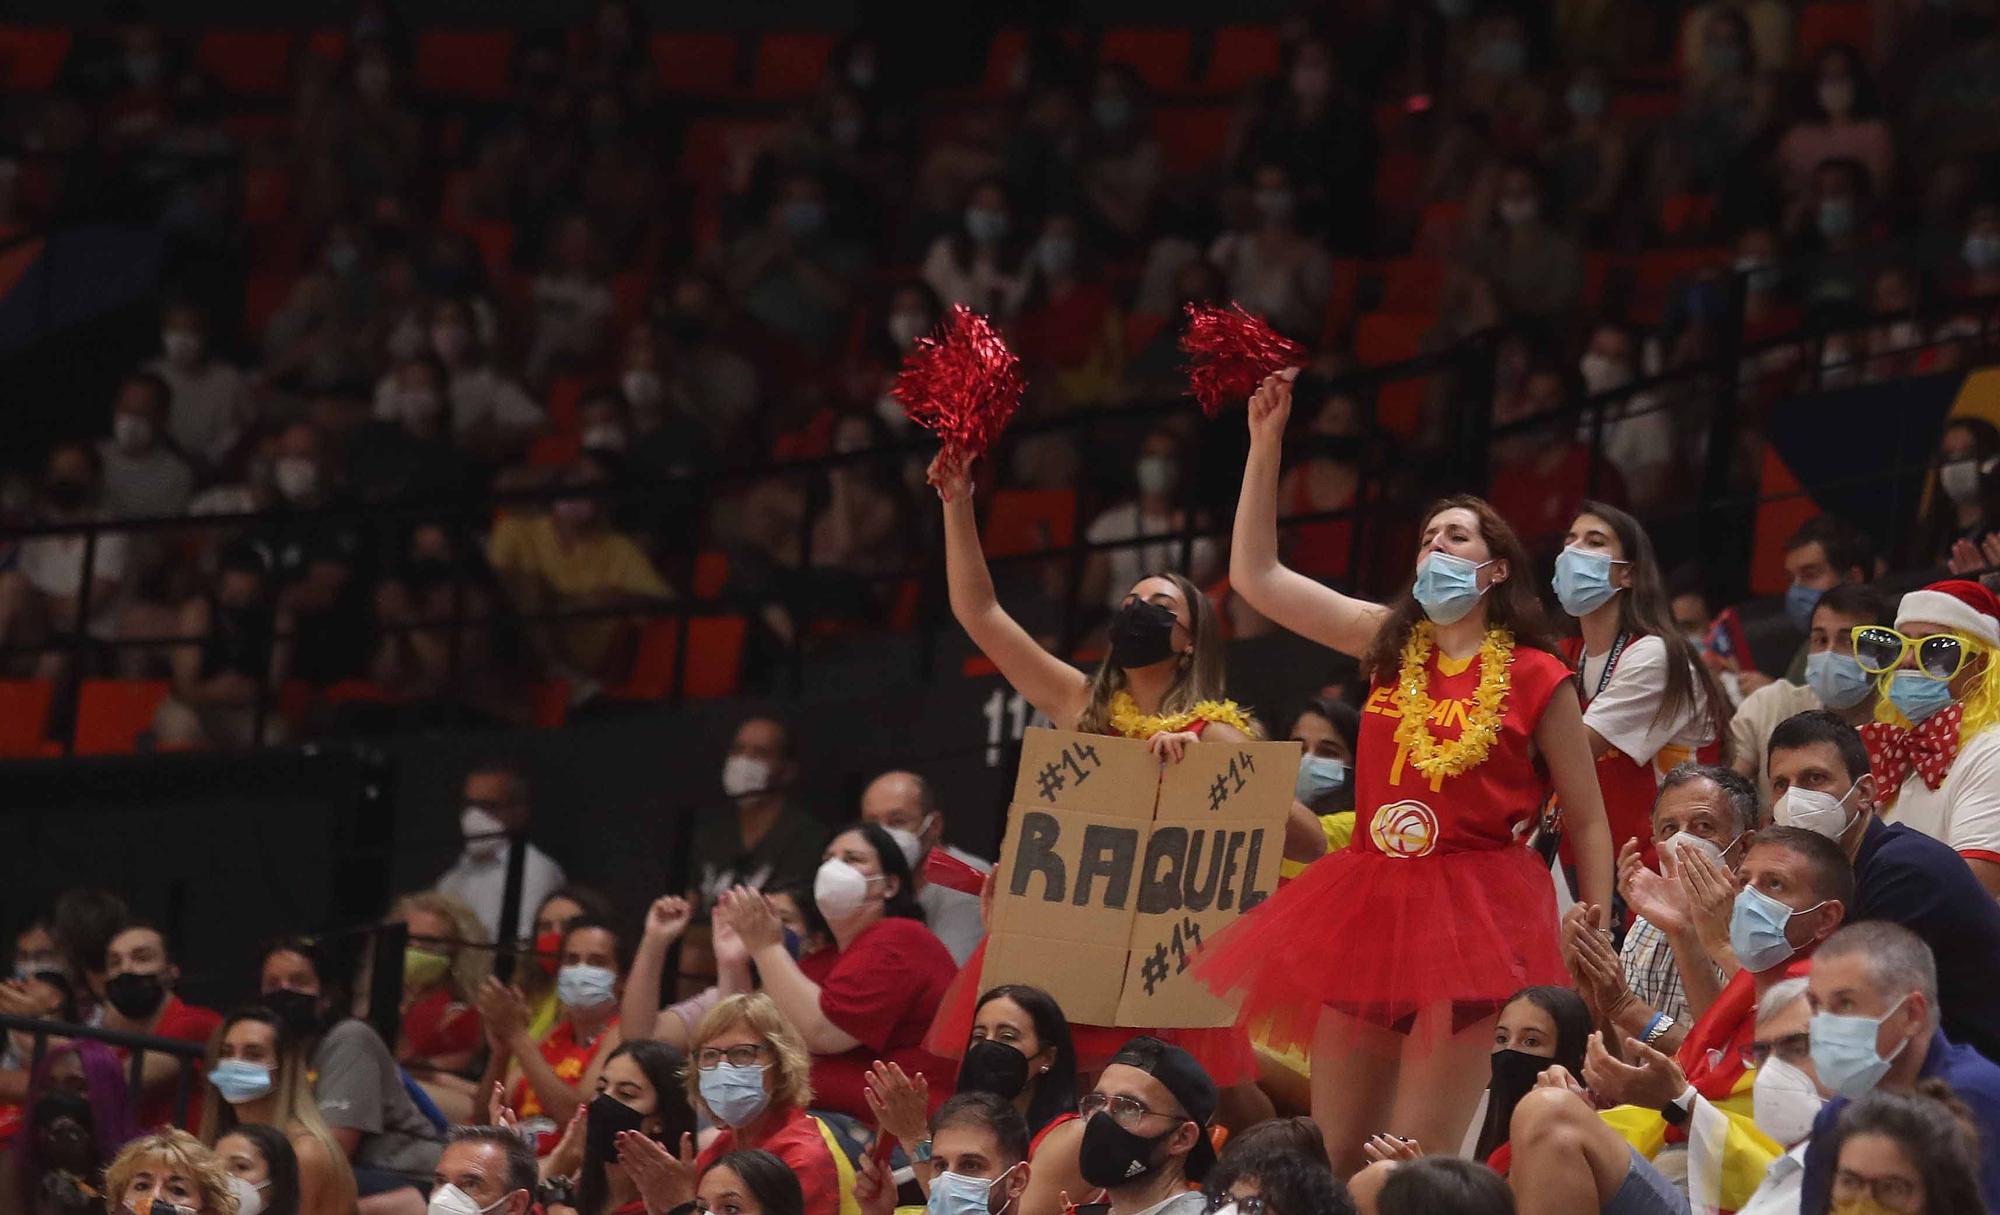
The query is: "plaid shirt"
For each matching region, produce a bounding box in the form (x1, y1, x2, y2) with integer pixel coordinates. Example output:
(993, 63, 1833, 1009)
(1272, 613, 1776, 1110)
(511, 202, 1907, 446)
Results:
(1621, 915, 1710, 1029)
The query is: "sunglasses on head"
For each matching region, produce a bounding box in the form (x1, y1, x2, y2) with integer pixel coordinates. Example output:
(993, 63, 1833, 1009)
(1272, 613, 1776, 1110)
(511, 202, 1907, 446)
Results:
(1851, 625, 1982, 680)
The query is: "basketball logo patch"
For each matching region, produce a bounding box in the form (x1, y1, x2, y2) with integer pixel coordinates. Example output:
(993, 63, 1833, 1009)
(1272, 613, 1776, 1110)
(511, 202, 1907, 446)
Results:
(1369, 800, 1439, 859)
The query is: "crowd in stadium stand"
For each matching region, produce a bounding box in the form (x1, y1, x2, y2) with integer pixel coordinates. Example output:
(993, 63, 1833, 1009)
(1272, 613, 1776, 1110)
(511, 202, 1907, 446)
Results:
(11, 2, 2000, 1214)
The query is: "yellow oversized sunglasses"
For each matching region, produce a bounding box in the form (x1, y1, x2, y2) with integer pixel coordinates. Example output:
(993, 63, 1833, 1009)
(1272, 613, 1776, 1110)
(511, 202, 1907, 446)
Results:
(1851, 625, 1983, 680)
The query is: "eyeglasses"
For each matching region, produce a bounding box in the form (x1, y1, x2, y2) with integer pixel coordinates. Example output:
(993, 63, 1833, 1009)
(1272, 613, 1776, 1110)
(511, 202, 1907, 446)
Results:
(1079, 1092, 1179, 1130)
(1202, 1196, 1266, 1215)
(1831, 1168, 1920, 1212)
(1742, 1031, 1812, 1070)
(1852, 626, 1982, 680)
(695, 1044, 769, 1070)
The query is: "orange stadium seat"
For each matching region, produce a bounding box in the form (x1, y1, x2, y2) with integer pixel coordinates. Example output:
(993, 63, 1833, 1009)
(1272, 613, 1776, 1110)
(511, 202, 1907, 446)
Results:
(1354, 311, 1429, 366)
(0, 680, 54, 758)
(651, 31, 739, 95)
(1203, 27, 1281, 94)
(72, 679, 170, 756)
(414, 29, 514, 100)
(751, 32, 836, 99)
(195, 29, 294, 97)
(1100, 28, 1193, 92)
(613, 616, 748, 701)
(0, 27, 71, 91)
(1798, 1, 1871, 61)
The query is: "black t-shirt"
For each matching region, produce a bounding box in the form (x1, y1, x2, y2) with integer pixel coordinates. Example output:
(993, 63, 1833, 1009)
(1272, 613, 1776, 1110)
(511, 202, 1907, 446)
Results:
(689, 805, 828, 908)
(1854, 817, 2000, 1063)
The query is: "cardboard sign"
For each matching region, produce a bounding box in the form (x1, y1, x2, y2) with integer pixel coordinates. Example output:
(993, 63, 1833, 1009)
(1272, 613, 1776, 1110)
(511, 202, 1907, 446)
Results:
(985, 727, 1299, 1028)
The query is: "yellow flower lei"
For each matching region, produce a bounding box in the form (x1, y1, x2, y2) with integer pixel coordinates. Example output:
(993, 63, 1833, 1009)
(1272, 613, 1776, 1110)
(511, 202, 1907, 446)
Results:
(1392, 623, 1515, 779)
(1108, 690, 1254, 740)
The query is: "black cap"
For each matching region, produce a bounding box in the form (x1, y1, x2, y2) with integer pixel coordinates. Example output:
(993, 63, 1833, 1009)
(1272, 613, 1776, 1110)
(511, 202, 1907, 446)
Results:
(1105, 1036, 1218, 1181)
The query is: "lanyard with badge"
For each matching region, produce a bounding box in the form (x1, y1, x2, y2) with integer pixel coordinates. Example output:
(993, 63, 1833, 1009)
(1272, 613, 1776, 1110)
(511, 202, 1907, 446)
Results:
(1583, 631, 1633, 707)
(1530, 632, 1633, 865)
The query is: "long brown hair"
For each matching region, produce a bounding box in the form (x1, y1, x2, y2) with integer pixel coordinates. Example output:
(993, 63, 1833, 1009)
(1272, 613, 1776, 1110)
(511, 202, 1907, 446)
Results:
(1077, 572, 1258, 736)
(1573, 501, 1731, 748)
(1363, 495, 1562, 677)
(197, 1008, 358, 1211)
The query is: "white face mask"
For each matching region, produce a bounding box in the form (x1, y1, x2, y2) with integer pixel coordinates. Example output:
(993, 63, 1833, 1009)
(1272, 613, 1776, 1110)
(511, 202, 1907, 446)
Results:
(883, 825, 924, 868)
(722, 754, 773, 799)
(813, 857, 881, 921)
(431, 324, 473, 363)
(427, 1185, 513, 1215)
(113, 414, 154, 454)
(581, 424, 627, 453)
(1578, 351, 1632, 395)
(1751, 1055, 1824, 1148)
(1661, 829, 1735, 868)
(1940, 458, 1987, 507)
(227, 1177, 266, 1215)
(162, 330, 202, 365)
(1773, 782, 1859, 841)
(461, 806, 507, 860)
(621, 370, 663, 412)
(274, 457, 319, 503)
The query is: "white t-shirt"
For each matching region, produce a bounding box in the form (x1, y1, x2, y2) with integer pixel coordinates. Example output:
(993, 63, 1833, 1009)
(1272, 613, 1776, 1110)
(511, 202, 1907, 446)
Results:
(917, 882, 983, 966)
(147, 357, 253, 468)
(1085, 502, 1221, 611)
(373, 365, 543, 437)
(435, 841, 567, 941)
(1581, 634, 1715, 769)
(1728, 678, 1822, 810)
(1887, 726, 2000, 863)
(20, 529, 128, 598)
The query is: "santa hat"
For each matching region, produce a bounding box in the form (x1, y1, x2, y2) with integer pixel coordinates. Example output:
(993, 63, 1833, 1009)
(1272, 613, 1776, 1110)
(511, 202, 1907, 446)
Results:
(1897, 579, 2000, 649)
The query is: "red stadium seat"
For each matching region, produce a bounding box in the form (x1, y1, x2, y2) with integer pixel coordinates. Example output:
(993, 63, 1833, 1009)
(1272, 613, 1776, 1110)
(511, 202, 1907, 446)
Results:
(1203, 27, 1281, 94)
(1660, 193, 1717, 240)
(1798, 1, 1871, 61)
(692, 551, 731, 599)
(414, 29, 514, 100)
(612, 616, 747, 701)
(73, 680, 170, 756)
(195, 29, 294, 97)
(530, 680, 571, 728)
(1123, 310, 1167, 359)
(1152, 105, 1233, 176)
(982, 29, 1029, 95)
(456, 219, 515, 280)
(1380, 257, 1445, 313)
(1354, 311, 1429, 366)
(0, 27, 71, 91)
(982, 489, 1077, 558)
(751, 32, 835, 99)
(1610, 90, 1679, 122)
(1100, 28, 1193, 92)
(652, 31, 739, 95)
(0, 680, 54, 758)
(527, 431, 581, 468)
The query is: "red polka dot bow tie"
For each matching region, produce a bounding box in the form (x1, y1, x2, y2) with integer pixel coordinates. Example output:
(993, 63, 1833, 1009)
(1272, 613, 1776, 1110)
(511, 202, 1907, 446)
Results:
(1863, 704, 1966, 797)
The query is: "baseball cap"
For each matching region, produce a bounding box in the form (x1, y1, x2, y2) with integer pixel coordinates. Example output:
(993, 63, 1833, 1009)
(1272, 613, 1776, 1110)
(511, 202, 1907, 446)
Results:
(1104, 1036, 1218, 1181)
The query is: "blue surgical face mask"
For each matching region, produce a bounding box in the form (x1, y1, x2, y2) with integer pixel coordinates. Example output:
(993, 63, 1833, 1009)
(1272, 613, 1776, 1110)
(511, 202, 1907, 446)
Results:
(1965, 232, 2000, 273)
(927, 1164, 1020, 1215)
(1552, 546, 1624, 617)
(1810, 993, 1914, 1099)
(1806, 651, 1873, 710)
(556, 964, 617, 1009)
(1728, 884, 1824, 973)
(697, 1061, 770, 1126)
(1294, 754, 1351, 812)
(1886, 669, 1956, 723)
(1817, 198, 1856, 241)
(1785, 583, 1825, 633)
(1412, 551, 1493, 625)
(208, 1058, 274, 1105)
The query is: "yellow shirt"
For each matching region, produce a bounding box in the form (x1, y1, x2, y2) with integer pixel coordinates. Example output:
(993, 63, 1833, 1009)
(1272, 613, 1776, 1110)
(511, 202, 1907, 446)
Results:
(1278, 812, 1355, 879)
(487, 514, 671, 671)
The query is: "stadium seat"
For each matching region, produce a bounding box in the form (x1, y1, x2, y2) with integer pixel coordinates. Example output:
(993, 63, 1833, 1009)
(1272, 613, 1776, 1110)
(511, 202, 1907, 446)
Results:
(1203, 27, 1281, 94)
(0, 27, 71, 91)
(1099, 28, 1193, 93)
(981, 489, 1077, 558)
(750, 32, 836, 99)
(414, 29, 514, 100)
(612, 616, 747, 701)
(1152, 106, 1233, 176)
(195, 29, 294, 97)
(530, 680, 571, 728)
(651, 31, 739, 95)
(72, 679, 170, 756)
(982, 29, 1029, 96)
(527, 431, 581, 468)
(1660, 193, 1717, 240)
(0, 680, 54, 758)
(1798, 1, 1870, 61)
(304, 29, 346, 65)
(692, 551, 731, 599)
(1380, 257, 1445, 313)
(1353, 311, 1429, 366)
(456, 219, 515, 280)
(1415, 201, 1466, 254)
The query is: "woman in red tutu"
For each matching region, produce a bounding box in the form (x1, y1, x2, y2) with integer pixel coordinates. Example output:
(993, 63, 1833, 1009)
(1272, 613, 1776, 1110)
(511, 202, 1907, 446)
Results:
(1195, 369, 1614, 1175)
(921, 451, 1274, 1125)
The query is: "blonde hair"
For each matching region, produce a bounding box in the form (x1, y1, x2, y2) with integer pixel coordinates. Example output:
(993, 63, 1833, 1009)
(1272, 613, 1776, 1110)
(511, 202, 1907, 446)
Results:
(1076, 572, 1243, 736)
(684, 993, 814, 1118)
(106, 1129, 239, 1215)
(391, 890, 493, 998)
(197, 1011, 358, 1211)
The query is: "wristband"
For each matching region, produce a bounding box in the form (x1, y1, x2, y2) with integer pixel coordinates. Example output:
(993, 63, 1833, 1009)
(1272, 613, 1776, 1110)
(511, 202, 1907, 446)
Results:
(1641, 1012, 1673, 1045)
(912, 1139, 933, 1163)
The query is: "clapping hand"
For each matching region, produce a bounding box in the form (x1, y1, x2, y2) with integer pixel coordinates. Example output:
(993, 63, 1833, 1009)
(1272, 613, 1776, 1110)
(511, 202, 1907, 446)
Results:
(1361, 1134, 1423, 1164)
(1561, 904, 1634, 1021)
(477, 977, 530, 1048)
(862, 1059, 931, 1148)
(1678, 846, 1741, 966)
(715, 886, 784, 953)
(618, 1131, 698, 1215)
(853, 1145, 899, 1215)
(1582, 1031, 1688, 1110)
(1619, 838, 1691, 936)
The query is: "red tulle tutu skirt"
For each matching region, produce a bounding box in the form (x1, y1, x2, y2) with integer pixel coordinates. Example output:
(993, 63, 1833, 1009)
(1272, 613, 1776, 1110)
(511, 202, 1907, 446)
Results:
(925, 940, 1259, 1087)
(1193, 842, 1566, 1054)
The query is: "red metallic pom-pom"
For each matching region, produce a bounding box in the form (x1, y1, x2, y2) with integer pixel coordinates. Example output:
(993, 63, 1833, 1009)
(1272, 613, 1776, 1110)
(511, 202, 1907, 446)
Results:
(893, 303, 1025, 464)
(1179, 302, 1307, 417)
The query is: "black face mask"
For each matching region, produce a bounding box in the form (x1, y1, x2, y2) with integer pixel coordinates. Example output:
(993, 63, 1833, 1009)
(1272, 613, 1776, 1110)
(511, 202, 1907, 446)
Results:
(103, 972, 166, 1021)
(957, 1039, 1032, 1100)
(262, 987, 323, 1039)
(1488, 1048, 1551, 1122)
(1107, 599, 1181, 670)
(1077, 1112, 1174, 1189)
(585, 1091, 647, 1163)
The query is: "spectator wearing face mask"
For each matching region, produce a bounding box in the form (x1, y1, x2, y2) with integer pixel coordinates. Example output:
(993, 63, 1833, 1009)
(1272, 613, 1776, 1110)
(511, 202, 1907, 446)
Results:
(1767, 710, 2000, 1063)
(1080, 428, 1220, 615)
(1077, 65, 1161, 243)
(655, 273, 759, 453)
(152, 541, 288, 750)
(690, 716, 825, 909)
(350, 357, 472, 506)
(1730, 583, 1891, 808)
(1279, 697, 1357, 879)
(1777, 45, 1894, 218)
(713, 823, 953, 1121)
(435, 760, 566, 943)
(1735, 978, 1826, 1215)
(1466, 161, 1581, 320)
(1068, 1037, 1217, 1215)
(387, 892, 490, 1101)
(98, 922, 222, 1131)
(1544, 64, 1628, 243)
(1575, 322, 1676, 513)
(396, 298, 541, 460)
(98, 372, 193, 520)
(1923, 416, 2000, 571)
(723, 171, 866, 356)
(680, 995, 841, 1215)
(1747, 515, 1870, 696)
(103, 1130, 238, 1215)
(1798, 923, 2000, 1212)
(215, 1123, 301, 1215)
(479, 920, 629, 1156)
(1208, 162, 1331, 339)
(1939, 204, 2000, 360)
(427, 1127, 535, 1215)
(526, 215, 616, 385)
(1013, 212, 1123, 408)
(197, 1007, 358, 1215)
(1234, 37, 1373, 253)
(922, 180, 1028, 320)
(544, 1039, 695, 1215)
(0, 443, 129, 681)
(854, 1092, 1033, 1215)
(146, 300, 253, 476)
(15, 1041, 138, 1215)
(807, 414, 907, 599)
(858, 770, 981, 964)
(1791, 158, 1884, 304)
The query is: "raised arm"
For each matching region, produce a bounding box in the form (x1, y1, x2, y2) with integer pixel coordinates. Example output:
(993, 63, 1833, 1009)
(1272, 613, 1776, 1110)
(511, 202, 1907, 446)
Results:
(931, 453, 1090, 726)
(1230, 371, 1389, 658)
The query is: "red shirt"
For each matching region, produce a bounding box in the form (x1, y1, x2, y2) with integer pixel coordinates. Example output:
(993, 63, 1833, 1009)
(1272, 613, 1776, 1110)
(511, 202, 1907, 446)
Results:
(401, 987, 481, 1065)
(1485, 444, 1627, 550)
(513, 1016, 617, 1153)
(126, 995, 223, 1131)
(696, 1104, 840, 1215)
(1354, 644, 1572, 856)
(801, 917, 956, 1119)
